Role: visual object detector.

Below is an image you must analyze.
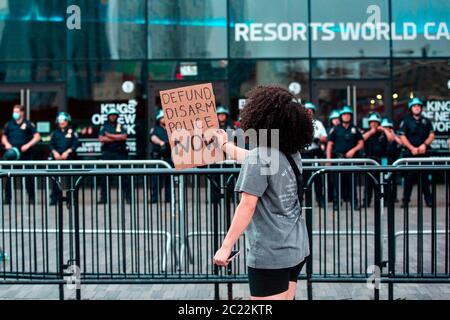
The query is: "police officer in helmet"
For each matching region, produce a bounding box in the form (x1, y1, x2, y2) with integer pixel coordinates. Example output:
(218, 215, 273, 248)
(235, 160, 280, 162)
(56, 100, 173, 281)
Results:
(329, 110, 341, 129)
(325, 109, 342, 202)
(1, 104, 41, 204)
(98, 107, 131, 204)
(49, 112, 80, 205)
(362, 112, 395, 207)
(217, 106, 235, 131)
(382, 118, 403, 203)
(49, 112, 79, 161)
(302, 103, 327, 207)
(149, 109, 172, 203)
(398, 97, 435, 208)
(326, 105, 364, 210)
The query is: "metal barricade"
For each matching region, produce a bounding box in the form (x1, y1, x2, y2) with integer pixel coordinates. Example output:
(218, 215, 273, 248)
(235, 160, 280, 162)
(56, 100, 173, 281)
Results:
(0, 161, 449, 301)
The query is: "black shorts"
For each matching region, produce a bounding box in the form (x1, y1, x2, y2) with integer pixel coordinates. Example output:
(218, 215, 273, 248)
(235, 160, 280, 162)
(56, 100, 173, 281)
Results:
(247, 259, 307, 297)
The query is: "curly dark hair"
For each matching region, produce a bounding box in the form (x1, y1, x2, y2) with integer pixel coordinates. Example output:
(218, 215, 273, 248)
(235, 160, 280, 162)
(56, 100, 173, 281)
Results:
(239, 85, 313, 154)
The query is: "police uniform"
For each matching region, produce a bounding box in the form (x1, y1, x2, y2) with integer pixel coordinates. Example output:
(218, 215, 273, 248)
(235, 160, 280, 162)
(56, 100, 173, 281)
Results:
(329, 124, 363, 158)
(220, 120, 235, 131)
(3, 119, 37, 202)
(363, 117, 388, 206)
(99, 122, 129, 160)
(302, 117, 327, 206)
(150, 125, 171, 163)
(398, 113, 433, 206)
(329, 123, 363, 206)
(98, 120, 131, 203)
(3, 119, 37, 160)
(149, 124, 172, 202)
(398, 115, 433, 157)
(382, 119, 401, 203)
(326, 110, 341, 202)
(49, 127, 80, 160)
(49, 126, 80, 204)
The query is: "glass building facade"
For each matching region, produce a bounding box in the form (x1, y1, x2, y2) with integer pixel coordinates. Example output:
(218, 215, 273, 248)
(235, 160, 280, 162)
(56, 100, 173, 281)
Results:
(0, 0, 449, 158)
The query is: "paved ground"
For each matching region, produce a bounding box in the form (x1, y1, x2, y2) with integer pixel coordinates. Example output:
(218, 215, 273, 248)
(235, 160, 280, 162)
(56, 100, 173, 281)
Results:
(0, 282, 449, 300)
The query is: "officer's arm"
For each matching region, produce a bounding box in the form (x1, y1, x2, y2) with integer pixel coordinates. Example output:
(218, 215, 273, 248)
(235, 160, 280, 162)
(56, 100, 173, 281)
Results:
(351, 139, 364, 153)
(151, 135, 165, 146)
(394, 134, 403, 146)
(363, 130, 374, 141)
(1, 132, 12, 149)
(49, 133, 60, 157)
(71, 133, 80, 152)
(99, 134, 113, 143)
(326, 141, 334, 159)
(25, 132, 41, 149)
(423, 132, 435, 147)
(381, 127, 395, 142)
(399, 135, 415, 152)
(319, 123, 328, 144)
(105, 132, 127, 141)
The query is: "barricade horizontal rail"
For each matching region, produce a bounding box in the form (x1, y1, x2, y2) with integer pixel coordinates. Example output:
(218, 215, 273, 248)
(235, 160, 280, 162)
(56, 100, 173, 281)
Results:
(0, 164, 448, 300)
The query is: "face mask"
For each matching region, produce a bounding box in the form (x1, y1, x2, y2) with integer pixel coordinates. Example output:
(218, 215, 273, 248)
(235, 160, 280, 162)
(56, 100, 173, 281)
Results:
(12, 112, 20, 121)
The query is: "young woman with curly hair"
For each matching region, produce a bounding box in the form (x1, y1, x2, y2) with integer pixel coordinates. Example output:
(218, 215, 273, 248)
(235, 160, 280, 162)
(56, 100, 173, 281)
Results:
(213, 85, 314, 300)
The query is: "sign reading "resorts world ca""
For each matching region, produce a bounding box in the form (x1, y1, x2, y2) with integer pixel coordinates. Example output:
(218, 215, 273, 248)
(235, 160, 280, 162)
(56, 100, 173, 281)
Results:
(234, 22, 450, 42)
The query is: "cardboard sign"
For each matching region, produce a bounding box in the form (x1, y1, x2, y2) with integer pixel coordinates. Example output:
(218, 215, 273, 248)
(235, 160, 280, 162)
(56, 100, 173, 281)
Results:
(160, 83, 224, 170)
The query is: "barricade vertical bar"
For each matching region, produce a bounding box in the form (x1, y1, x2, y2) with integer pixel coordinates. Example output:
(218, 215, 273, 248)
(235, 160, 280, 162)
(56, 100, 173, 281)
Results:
(57, 179, 65, 300)
(212, 173, 220, 300)
(374, 178, 382, 301)
(225, 178, 233, 300)
(305, 177, 313, 300)
(72, 176, 81, 301)
(387, 172, 396, 300)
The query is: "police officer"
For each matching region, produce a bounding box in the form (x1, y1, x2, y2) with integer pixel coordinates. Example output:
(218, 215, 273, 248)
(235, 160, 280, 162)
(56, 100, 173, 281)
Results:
(326, 109, 342, 202)
(329, 110, 341, 129)
(382, 118, 403, 203)
(217, 106, 235, 131)
(327, 105, 364, 210)
(302, 103, 328, 207)
(49, 112, 80, 205)
(49, 112, 79, 161)
(149, 109, 172, 203)
(398, 97, 435, 208)
(1, 104, 41, 204)
(362, 112, 395, 206)
(98, 107, 131, 204)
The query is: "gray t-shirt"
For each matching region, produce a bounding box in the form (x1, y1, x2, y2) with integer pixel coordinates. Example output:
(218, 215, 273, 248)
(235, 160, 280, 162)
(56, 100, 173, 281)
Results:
(235, 147, 310, 269)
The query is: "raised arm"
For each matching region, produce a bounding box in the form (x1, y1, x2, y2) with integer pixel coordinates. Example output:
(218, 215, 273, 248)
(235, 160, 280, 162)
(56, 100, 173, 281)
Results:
(213, 129, 249, 163)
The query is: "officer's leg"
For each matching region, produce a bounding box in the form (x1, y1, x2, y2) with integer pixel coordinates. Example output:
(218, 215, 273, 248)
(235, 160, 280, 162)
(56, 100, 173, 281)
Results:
(22, 153, 35, 201)
(99, 152, 112, 203)
(327, 173, 334, 202)
(365, 176, 374, 206)
(388, 157, 399, 202)
(4, 164, 12, 204)
(164, 175, 171, 202)
(342, 171, 351, 202)
(301, 153, 313, 204)
(119, 153, 131, 203)
(50, 178, 59, 205)
(421, 171, 432, 205)
(314, 150, 325, 206)
(332, 172, 340, 209)
(402, 172, 414, 205)
(150, 174, 159, 203)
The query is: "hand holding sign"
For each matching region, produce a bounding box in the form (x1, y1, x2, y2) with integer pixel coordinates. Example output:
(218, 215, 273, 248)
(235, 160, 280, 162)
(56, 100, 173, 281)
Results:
(160, 83, 224, 170)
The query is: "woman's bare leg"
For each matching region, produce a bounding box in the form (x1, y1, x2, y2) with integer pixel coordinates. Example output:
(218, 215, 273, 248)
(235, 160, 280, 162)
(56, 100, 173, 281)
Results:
(286, 281, 297, 300)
